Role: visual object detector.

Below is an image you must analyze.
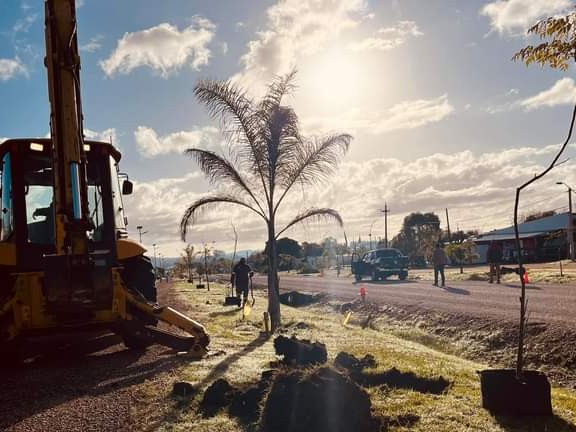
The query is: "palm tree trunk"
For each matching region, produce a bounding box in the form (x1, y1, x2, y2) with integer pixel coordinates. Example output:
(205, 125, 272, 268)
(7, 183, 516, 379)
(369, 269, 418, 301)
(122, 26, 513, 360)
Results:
(267, 220, 281, 330)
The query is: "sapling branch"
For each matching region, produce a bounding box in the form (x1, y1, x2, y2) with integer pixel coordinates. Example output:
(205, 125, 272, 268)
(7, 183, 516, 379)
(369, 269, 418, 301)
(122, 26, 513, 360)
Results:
(513, 103, 576, 378)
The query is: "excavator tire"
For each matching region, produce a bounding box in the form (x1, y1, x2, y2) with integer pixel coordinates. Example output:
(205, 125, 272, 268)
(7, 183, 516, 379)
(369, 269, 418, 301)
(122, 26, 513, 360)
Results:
(122, 255, 157, 302)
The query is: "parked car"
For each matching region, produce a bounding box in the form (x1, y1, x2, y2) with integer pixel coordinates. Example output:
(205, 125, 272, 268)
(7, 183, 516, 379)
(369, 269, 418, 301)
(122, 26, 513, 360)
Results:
(351, 248, 409, 281)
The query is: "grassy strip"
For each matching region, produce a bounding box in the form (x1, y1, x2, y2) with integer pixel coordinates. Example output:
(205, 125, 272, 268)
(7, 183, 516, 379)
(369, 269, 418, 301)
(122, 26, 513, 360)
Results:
(132, 281, 576, 432)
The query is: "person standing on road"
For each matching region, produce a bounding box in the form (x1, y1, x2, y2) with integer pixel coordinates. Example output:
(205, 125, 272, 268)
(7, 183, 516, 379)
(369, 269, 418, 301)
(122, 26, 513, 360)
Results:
(487, 241, 503, 284)
(432, 243, 447, 287)
(231, 257, 254, 307)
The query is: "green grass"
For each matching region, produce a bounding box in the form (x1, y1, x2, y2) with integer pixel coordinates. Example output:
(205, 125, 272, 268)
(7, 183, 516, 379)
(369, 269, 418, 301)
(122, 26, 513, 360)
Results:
(132, 281, 576, 431)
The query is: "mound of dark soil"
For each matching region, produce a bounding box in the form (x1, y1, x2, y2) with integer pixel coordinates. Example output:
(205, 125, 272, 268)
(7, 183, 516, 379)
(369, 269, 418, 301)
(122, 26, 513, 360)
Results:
(279, 291, 322, 307)
(228, 370, 277, 423)
(200, 379, 239, 417)
(260, 367, 379, 432)
(274, 335, 327, 366)
(355, 367, 450, 394)
(334, 352, 377, 372)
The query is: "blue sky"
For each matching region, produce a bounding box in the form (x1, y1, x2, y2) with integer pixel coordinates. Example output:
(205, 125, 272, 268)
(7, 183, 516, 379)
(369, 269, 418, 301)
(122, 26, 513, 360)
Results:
(2, 0, 576, 255)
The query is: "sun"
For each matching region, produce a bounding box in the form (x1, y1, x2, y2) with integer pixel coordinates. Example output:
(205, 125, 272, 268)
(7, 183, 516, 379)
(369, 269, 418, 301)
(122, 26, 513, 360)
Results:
(299, 47, 364, 113)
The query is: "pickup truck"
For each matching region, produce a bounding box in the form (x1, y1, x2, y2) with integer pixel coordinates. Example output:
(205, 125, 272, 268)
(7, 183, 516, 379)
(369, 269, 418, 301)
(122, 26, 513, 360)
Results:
(351, 248, 409, 281)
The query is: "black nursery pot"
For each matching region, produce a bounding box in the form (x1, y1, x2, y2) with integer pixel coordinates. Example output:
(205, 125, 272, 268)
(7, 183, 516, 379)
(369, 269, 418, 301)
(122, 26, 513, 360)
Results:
(479, 369, 552, 416)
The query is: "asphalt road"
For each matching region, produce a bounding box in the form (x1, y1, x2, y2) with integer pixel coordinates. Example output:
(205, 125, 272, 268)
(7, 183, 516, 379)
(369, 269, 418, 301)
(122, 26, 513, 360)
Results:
(254, 275, 576, 325)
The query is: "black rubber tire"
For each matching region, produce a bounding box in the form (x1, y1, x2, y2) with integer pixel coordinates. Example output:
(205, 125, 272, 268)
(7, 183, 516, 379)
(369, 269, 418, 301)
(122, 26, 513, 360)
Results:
(398, 272, 408, 281)
(371, 271, 379, 282)
(354, 274, 362, 282)
(121, 255, 157, 302)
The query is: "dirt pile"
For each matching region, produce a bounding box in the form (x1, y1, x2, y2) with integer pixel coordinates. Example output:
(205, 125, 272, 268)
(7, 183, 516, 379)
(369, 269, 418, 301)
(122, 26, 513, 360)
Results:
(274, 335, 327, 366)
(201, 371, 277, 422)
(228, 370, 277, 423)
(200, 379, 238, 417)
(260, 366, 380, 432)
(279, 291, 322, 307)
(355, 367, 450, 394)
(334, 351, 377, 372)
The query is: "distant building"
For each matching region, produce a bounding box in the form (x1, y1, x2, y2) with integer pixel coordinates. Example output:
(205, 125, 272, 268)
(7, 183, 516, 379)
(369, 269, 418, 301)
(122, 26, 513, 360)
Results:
(475, 212, 574, 263)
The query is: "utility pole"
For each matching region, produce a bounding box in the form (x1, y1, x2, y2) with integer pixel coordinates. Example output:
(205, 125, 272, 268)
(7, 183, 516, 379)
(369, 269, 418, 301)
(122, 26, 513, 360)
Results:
(381, 203, 390, 248)
(445, 208, 452, 243)
(557, 182, 575, 261)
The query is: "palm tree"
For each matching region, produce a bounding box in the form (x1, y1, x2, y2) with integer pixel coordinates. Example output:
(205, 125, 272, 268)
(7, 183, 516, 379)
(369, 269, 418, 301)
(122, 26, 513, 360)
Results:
(180, 70, 352, 330)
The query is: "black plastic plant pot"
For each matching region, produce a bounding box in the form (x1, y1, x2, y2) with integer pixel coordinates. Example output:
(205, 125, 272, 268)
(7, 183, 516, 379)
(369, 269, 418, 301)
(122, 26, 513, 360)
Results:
(479, 369, 552, 416)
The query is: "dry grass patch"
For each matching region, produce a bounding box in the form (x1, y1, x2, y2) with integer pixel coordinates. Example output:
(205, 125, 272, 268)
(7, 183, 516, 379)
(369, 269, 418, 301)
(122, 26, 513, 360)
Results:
(131, 281, 576, 432)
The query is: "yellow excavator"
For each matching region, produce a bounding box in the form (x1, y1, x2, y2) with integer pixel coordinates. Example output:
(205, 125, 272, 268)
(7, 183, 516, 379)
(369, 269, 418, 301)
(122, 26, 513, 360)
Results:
(0, 0, 209, 362)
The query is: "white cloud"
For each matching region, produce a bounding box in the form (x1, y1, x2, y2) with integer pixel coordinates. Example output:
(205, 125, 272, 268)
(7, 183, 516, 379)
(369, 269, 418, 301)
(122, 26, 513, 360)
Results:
(100, 17, 215, 77)
(12, 13, 37, 33)
(81, 35, 103, 53)
(134, 126, 220, 158)
(123, 142, 576, 255)
(520, 77, 576, 111)
(481, 0, 572, 35)
(348, 20, 423, 52)
(84, 128, 119, 147)
(305, 95, 454, 134)
(234, 0, 367, 89)
(0, 57, 27, 81)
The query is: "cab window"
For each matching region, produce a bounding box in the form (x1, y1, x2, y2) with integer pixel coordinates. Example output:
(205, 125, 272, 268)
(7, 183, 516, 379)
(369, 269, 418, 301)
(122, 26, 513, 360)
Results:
(1, 153, 13, 241)
(24, 153, 54, 244)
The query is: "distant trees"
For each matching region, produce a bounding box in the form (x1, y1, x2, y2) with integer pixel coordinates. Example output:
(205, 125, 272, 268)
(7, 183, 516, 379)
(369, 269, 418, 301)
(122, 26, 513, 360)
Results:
(391, 212, 442, 263)
(445, 241, 478, 274)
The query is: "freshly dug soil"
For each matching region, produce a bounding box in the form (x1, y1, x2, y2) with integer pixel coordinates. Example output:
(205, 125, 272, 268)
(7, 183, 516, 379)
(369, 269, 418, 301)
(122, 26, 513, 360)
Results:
(260, 367, 379, 432)
(354, 367, 450, 394)
(200, 379, 238, 417)
(228, 370, 277, 424)
(279, 291, 322, 307)
(274, 335, 327, 366)
(334, 352, 377, 372)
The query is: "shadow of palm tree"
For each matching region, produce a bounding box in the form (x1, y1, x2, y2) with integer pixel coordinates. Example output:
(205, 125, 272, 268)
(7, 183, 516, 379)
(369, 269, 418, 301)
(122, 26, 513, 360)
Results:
(197, 333, 270, 390)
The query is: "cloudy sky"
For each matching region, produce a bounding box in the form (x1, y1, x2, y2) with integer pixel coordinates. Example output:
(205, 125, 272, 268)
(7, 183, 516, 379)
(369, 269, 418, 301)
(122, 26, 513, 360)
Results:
(2, 0, 576, 256)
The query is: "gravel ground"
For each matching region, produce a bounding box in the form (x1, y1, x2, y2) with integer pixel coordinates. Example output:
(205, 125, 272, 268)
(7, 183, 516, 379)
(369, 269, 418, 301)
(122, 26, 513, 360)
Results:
(0, 282, 189, 432)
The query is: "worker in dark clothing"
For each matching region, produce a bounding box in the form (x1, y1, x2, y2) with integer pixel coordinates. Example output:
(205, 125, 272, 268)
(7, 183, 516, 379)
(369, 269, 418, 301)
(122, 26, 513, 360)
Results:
(231, 257, 254, 307)
(487, 241, 503, 284)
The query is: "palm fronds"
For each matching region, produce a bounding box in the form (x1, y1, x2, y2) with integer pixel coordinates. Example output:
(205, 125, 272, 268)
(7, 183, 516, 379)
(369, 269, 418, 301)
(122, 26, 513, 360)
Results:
(276, 208, 344, 239)
(180, 195, 266, 241)
(185, 148, 266, 216)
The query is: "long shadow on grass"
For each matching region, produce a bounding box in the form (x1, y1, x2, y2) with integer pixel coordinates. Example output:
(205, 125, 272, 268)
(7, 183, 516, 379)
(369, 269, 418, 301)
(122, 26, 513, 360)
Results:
(352, 368, 450, 394)
(197, 333, 270, 390)
(209, 308, 243, 317)
(494, 414, 576, 432)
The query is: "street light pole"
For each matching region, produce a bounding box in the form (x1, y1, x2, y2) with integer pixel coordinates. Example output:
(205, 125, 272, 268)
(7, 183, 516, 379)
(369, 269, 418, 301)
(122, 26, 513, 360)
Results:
(152, 243, 158, 279)
(556, 182, 575, 261)
(136, 225, 148, 244)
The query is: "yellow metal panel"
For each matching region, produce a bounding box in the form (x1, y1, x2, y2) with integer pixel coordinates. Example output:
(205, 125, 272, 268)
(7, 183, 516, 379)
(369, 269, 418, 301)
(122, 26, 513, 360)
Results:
(117, 238, 146, 260)
(0, 242, 16, 266)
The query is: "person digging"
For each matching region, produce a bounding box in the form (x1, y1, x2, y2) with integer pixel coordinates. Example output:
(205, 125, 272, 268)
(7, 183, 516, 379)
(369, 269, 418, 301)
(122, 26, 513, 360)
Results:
(231, 257, 254, 308)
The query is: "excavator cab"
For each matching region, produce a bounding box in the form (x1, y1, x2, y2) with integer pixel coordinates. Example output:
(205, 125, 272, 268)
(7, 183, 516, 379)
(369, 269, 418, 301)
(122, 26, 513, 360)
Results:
(0, 138, 126, 269)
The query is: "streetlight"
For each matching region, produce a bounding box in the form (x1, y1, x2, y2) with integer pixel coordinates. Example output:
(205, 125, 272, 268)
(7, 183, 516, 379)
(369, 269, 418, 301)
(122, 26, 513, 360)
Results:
(152, 243, 159, 278)
(556, 182, 575, 261)
(368, 220, 377, 250)
(136, 225, 148, 243)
